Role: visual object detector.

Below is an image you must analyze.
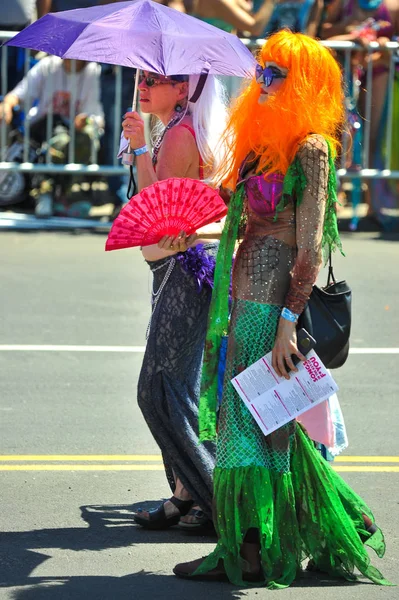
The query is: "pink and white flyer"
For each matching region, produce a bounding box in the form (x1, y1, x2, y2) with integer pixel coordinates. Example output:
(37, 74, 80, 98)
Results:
(231, 350, 339, 437)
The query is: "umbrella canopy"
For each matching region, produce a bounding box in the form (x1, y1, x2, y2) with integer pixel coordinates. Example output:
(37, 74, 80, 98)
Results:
(6, 0, 256, 78)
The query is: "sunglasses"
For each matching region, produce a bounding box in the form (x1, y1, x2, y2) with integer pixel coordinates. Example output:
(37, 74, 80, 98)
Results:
(138, 72, 188, 87)
(255, 64, 287, 87)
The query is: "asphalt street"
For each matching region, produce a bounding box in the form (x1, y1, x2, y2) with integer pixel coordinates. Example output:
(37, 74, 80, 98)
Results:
(1, 230, 398, 600)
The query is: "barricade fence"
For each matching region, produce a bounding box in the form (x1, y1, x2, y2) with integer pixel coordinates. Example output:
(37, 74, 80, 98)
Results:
(0, 31, 398, 214)
(0, 30, 125, 179)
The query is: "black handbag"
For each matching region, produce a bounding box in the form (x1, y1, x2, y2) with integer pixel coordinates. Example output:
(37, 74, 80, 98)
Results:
(297, 254, 352, 369)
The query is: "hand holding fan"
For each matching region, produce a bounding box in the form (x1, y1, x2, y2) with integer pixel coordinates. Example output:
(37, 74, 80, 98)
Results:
(105, 178, 227, 251)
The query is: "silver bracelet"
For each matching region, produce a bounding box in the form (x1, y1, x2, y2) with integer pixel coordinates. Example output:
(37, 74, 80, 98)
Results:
(281, 307, 299, 322)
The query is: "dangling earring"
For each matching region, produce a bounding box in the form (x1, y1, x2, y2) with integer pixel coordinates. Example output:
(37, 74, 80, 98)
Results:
(174, 103, 183, 113)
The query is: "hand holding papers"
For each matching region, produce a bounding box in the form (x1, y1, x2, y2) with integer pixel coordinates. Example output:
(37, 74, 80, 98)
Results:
(231, 350, 339, 437)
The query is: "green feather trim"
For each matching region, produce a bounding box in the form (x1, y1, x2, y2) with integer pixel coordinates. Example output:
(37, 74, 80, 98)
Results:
(199, 184, 245, 442)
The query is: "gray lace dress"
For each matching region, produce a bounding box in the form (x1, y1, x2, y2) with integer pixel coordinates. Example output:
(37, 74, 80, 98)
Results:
(137, 243, 218, 517)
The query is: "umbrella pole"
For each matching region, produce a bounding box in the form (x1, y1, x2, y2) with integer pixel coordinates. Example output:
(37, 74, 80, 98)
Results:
(131, 67, 140, 114)
(122, 68, 140, 200)
(122, 68, 140, 165)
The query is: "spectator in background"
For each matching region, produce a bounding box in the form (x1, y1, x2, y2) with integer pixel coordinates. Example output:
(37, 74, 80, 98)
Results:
(192, 0, 276, 36)
(322, 0, 397, 162)
(37, 0, 98, 14)
(312, 0, 336, 38)
(37, 0, 188, 216)
(0, 0, 37, 92)
(0, 57, 104, 217)
(322, 0, 399, 227)
(37, 0, 187, 16)
(37, 0, 129, 215)
(37, 1, 187, 19)
(0, 0, 36, 31)
(154, 0, 186, 9)
(252, 0, 324, 36)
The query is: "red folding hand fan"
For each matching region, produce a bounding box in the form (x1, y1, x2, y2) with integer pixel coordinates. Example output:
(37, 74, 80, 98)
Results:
(105, 177, 227, 251)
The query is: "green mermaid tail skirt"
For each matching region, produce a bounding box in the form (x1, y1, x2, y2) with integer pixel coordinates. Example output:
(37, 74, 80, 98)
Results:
(194, 299, 392, 588)
(194, 431, 391, 588)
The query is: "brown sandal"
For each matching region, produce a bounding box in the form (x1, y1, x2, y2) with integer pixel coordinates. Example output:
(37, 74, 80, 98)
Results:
(173, 557, 264, 583)
(173, 558, 228, 581)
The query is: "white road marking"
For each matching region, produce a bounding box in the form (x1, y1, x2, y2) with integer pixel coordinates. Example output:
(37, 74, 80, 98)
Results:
(0, 345, 398, 354)
(349, 348, 399, 354)
(0, 345, 146, 352)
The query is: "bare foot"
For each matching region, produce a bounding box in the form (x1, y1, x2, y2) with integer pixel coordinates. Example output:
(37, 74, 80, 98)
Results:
(241, 541, 262, 575)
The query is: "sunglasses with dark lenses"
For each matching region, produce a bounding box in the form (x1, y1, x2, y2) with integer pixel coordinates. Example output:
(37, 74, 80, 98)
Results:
(138, 72, 188, 87)
(255, 64, 286, 87)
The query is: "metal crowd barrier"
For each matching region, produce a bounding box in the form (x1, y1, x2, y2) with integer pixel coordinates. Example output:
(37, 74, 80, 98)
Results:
(0, 30, 398, 229)
(0, 30, 126, 178)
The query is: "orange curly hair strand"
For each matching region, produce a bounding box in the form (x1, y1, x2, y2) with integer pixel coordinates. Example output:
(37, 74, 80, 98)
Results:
(219, 31, 345, 187)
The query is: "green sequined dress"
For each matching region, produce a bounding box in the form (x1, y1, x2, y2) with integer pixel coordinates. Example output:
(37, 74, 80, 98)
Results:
(195, 136, 392, 588)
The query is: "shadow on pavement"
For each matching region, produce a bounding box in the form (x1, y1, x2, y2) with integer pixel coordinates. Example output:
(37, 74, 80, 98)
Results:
(4, 572, 247, 600)
(4, 571, 368, 600)
(80, 501, 217, 539)
(0, 502, 369, 598)
(0, 502, 215, 590)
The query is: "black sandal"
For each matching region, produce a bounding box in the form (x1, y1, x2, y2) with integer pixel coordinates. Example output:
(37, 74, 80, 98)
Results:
(306, 559, 326, 574)
(133, 497, 193, 530)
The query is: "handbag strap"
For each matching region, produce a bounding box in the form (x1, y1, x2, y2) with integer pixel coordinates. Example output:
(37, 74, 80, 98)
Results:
(327, 252, 337, 287)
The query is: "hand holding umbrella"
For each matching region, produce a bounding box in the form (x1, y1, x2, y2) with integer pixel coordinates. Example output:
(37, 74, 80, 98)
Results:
(122, 110, 145, 144)
(121, 109, 146, 165)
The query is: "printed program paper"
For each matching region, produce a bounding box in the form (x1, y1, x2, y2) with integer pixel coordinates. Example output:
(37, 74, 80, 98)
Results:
(231, 350, 339, 436)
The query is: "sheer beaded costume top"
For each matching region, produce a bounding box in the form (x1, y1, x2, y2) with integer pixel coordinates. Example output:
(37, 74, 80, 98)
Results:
(199, 133, 340, 443)
(234, 134, 329, 314)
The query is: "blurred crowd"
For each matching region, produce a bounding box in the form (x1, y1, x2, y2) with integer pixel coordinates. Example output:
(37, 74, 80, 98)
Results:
(0, 0, 398, 223)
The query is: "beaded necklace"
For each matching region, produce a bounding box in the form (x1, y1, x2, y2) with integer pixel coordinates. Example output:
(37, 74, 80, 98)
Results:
(152, 110, 188, 167)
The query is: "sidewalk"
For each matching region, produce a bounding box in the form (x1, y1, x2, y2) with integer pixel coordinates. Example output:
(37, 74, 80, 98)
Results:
(1, 199, 399, 233)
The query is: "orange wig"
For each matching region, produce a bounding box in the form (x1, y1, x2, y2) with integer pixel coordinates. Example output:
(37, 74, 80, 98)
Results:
(220, 31, 345, 187)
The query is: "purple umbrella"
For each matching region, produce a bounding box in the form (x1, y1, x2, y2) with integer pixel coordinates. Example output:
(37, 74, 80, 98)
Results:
(6, 0, 255, 78)
(6, 0, 256, 163)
